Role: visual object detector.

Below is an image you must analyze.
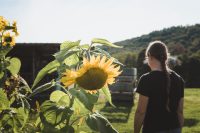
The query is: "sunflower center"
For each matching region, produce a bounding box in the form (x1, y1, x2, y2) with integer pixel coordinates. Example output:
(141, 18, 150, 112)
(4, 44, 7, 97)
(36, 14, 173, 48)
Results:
(4, 37, 12, 42)
(76, 67, 108, 90)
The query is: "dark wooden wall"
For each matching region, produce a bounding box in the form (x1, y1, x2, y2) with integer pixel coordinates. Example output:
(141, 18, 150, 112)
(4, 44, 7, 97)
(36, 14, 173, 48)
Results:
(8, 43, 60, 105)
(8, 43, 60, 85)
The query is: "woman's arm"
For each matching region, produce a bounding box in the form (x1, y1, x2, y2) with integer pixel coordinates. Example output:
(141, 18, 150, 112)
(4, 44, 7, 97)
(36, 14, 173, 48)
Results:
(134, 94, 149, 133)
(177, 98, 184, 127)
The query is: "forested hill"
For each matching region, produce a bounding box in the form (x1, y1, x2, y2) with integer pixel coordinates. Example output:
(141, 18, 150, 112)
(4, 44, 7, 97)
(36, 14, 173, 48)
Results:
(105, 24, 200, 56)
(104, 24, 200, 87)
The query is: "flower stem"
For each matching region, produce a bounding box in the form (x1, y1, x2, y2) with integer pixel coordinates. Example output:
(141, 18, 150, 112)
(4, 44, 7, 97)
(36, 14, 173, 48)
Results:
(66, 96, 75, 130)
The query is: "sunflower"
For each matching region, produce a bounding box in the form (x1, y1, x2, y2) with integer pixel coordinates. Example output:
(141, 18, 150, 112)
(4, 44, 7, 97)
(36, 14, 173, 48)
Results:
(0, 16, 8, 32)
(12, 21, 19, 36)
(61, 55, 121, 93)
(2, 32, 15, 47)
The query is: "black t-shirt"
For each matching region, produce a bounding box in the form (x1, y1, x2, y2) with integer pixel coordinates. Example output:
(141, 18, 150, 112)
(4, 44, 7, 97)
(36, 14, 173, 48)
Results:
(136, 70, 184, 133)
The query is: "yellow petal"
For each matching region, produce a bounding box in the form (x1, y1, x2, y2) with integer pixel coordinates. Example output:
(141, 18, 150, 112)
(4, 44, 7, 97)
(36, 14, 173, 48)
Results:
(85, 90, 98, 94)
(103, 58, 114, 68)
(63, 80, 75, 87)
(90, 55, 95, 65)
(95, 55, 101, 64)
(107, 78, 115, 84)
(61, 69, 77, 87)
(99, 56, 107, 67)
(83, 57, 89, 66)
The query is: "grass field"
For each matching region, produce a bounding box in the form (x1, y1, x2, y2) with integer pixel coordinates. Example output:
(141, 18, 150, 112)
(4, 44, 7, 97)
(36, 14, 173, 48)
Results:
(80, 88, 200, 133)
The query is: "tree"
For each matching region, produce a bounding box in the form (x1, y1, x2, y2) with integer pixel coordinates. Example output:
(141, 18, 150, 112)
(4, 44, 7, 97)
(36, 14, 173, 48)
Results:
(124, 53, 137, 67)
(136, 49, 150, 78)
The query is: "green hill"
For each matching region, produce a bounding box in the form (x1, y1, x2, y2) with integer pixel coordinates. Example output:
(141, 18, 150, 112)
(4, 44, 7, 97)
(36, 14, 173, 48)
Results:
(105, 24, 200, 56)
(102, 24, 200, 87)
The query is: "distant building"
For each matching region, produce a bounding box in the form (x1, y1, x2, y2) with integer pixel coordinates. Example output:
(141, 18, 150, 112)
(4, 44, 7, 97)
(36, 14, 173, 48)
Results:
(8, 43, 60, 85)
(8, 43, 60, 104)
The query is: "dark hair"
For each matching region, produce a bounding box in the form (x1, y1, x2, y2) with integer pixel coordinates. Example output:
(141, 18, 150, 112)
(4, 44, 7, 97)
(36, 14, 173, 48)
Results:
(146, 40, 171, 112)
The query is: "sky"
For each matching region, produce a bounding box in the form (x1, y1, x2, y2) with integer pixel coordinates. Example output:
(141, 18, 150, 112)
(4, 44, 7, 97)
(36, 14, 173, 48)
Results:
(1, 0, 200, 43)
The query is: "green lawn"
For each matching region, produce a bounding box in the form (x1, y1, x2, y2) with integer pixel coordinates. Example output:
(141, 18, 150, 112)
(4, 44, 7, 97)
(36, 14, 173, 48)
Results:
(80, 88, 200, 133)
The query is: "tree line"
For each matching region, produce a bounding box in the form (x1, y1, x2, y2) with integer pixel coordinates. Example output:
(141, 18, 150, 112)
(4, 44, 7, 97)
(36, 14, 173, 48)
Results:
(102, 24, 200, 88)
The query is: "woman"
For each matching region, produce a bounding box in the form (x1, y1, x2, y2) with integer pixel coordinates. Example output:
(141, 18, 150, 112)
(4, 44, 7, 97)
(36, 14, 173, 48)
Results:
(134, 41, 184, 133)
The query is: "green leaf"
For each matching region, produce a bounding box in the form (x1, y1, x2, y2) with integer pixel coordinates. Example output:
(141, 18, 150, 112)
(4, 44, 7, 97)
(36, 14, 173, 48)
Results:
(80, 44, 90, 49)
(7, 57, 21, 75)
(64, 53, 79, 67)
(0, 89, 10, 111)
(93, 47, 124, 66)
(15, 107, 29, 128)
(42, 126, 60, 133)
(9, 96, 15, 105)
(73, 98, 87, 112)
(0, 47, 12, 58)
(69, 89, 99, 111)
(50, 90, 70, 107)
(60, 125, 75, 133)
(20, 98, 30, 113)
(101, 87, 115, 107)
(50, 90, 67, 102)
(48, 67, 57, 74)
(54, 49, 80, 63)
(56, 64, 70, 78)
(60, 40, 81, 50)
(58, 95, 70, 108)
(93, 47, 111, 56)
(19, 76, 32, 93)
(54, 40, 81, 63)
(86, 112, 118, 133)
(31, 60, 60, 89)
(0, 72, 4, 79)
(91, 38, 122, 48)
(41, 125, 74, 133)
(40, 100, 71, 126)
(0, 112, 16, 131)
(0, 108, 28, 131)
(22, 98, 30, 111)
(29, 80, 56, 97)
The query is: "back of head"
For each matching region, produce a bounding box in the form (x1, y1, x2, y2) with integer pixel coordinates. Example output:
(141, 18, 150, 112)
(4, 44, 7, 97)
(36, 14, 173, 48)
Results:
(146, 40, 168, 64)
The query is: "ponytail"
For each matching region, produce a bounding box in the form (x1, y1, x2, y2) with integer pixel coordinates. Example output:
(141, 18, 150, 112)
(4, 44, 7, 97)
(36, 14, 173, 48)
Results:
(161, 60, 171, 112)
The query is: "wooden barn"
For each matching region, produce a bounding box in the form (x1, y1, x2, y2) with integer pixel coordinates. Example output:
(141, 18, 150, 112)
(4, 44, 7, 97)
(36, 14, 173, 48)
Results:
(8, 43, 60, 85)
(8, 43, 60, 104)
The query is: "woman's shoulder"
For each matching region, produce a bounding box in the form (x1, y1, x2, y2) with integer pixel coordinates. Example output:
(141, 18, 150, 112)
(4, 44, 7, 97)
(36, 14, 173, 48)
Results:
(139, 71, 165, 79)
(140, 72, 151, 78)
(170, 70, 185, 83)
(138, 72, 152, 82)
